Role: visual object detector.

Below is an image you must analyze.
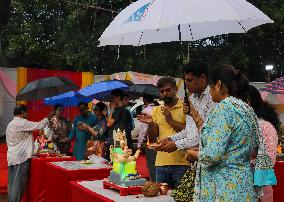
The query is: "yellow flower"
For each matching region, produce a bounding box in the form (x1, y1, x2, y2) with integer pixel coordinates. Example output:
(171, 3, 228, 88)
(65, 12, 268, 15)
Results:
(225, 182, 237, 190)
(223, 124, 230, 131)
(246, 194, 251, 202)
(215, 130, 220, 135)
(208, 136, 213, 143)
(201, 188, 210, 198)
(215, 155, 222, 161)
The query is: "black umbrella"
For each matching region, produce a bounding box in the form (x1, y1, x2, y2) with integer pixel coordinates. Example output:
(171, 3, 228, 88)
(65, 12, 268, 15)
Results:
(129, 84, 160, 99)
(16, 76, 79, 101)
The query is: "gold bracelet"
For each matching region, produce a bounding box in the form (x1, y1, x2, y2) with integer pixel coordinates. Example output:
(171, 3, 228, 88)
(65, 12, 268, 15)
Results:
(195, 118, 202, 125)
(197, 121, 204, 128)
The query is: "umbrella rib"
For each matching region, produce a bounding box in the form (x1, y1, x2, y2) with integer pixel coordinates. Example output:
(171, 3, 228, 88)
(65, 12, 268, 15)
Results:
(237, 20, 247, 32)
(189, 24, 194, 40)
(178, 24, 181, 41)
(137, 31, 144, 46)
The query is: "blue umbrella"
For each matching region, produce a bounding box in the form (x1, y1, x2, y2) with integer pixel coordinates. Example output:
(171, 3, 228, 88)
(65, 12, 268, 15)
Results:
(44, 91, 93, 107)
(79, 81, 129, 101)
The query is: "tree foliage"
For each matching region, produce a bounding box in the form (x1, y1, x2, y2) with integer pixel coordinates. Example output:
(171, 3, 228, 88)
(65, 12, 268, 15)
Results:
(1, 0, 284, 81)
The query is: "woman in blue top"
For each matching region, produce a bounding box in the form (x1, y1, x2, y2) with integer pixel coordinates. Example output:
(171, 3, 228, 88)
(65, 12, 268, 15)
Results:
(83, 102, 108, 158)
(92, 102, 108, 141)
(186, 65, 276, 202)
(69, 102, 97, 160)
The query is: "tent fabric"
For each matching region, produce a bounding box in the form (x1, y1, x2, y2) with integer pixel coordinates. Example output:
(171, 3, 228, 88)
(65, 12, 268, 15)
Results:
(0, 68, 16, 98)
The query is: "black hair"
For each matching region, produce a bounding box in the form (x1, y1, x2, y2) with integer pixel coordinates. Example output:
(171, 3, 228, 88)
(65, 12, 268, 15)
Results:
(54, 104, 63, 111)
(78, 102, 88, 108)
(157, 76, 176, 89)
(122, 93, 130, 99)
(153, 101, 160, 106)
(94, 102, 107, 111)
(208, 64, 249, 102)
(143, 94, 155, 103)
(183, 60, 209, 77)
(14, 105, 27, 116)
(111, 89, 124, 99)
(248, 85, 281, 135)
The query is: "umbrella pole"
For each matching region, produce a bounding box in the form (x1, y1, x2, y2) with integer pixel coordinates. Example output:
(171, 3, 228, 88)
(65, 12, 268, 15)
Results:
(178, 24, 188, 102)
(67, 97, 70, 121)
(67, 107, 70, 121)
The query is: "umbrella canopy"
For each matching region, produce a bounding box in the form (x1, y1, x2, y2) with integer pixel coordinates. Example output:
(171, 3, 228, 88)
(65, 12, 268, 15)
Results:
(79, 80, 129, 101)
(16, 77, 79, 101)
(44, 91, 93, 107)
(129, 84, 160, 98)
(99, 0, 273, 46)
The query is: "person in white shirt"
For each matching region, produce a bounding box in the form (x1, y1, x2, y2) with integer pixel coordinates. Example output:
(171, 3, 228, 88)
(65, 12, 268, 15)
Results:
(155, 61, 215, 201)
(156, 61, 215, 153)
(137, 94, 159, 181)
(6, 105, 48, 202)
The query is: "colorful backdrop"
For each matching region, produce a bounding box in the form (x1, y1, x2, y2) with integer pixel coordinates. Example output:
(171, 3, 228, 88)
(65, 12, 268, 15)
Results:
(17, 67, 94, 122)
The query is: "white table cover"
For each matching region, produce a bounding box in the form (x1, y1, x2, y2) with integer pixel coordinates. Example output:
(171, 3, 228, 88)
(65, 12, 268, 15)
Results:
(51, 161, 111, 170)
(78, 180, 175, 202)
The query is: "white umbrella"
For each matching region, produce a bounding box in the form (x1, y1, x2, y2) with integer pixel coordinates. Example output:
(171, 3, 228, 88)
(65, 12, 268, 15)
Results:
(99, 0, 273, 46)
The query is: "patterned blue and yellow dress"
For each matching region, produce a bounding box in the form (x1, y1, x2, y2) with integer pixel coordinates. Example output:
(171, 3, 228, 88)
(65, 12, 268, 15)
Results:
(194, 97, 259, 202)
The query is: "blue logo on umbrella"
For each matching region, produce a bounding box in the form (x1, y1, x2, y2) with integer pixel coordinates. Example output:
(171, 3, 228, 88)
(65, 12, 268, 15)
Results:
(125, 2, 151, 23)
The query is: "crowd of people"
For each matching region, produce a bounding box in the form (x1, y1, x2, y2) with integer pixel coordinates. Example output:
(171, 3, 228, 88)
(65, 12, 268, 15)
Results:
(6, 61, 281, 202)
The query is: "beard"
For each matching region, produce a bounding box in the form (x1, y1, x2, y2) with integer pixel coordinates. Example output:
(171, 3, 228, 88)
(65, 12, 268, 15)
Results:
(163, 96, 174, 105)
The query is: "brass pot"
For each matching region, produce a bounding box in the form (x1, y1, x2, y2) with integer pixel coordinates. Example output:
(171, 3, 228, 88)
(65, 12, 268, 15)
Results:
(159, 183, 168, 195)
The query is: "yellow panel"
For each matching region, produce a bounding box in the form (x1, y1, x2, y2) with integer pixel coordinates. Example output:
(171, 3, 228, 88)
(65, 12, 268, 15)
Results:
(16, 67, 27, 105)
(81, 72, 94, 109)
(125, 72, 132, 81)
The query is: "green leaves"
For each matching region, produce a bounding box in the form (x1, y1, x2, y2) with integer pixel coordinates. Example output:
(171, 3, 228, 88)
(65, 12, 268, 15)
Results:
(1, 0, 284, 81)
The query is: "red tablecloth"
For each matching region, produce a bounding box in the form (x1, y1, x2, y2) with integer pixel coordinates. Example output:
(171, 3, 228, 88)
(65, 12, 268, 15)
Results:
(22, 156, 75, 202)
(273, 161, 284, 202)
(45, 162, 111, 202)
(69, 181, 113, 202)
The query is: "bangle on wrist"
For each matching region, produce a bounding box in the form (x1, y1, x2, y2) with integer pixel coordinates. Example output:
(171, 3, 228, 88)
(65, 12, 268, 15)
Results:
(195, 118, 202, 125)
(197, 121, 203, 128)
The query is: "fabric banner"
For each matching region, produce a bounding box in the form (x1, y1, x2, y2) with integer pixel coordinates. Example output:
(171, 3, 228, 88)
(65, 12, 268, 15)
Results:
(0, 68, 16, 98)
(26, 68, 82, 122)
(276, 94, 284, 105)
(261, 91, 269, 100)
(93, 75, 110, 83)
(125, 72, 132, 81)
(110, 72, 127, 80)
(176, 78, 185, 99)
(0, 67, 17, 136)
(81, 72, 94, 88)
(131, 72, 159, 85)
